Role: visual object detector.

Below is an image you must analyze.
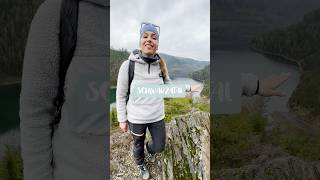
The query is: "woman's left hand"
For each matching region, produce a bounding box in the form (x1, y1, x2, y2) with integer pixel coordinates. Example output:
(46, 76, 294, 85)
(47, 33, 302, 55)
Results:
(258, 72, 291, 97)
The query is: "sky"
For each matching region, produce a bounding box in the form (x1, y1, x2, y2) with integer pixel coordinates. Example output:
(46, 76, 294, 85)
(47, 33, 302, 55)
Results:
(110, 0, 210, 61)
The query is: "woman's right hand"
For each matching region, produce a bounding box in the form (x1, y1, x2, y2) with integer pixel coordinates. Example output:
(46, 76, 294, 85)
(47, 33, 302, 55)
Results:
(119, 121, 128, 132)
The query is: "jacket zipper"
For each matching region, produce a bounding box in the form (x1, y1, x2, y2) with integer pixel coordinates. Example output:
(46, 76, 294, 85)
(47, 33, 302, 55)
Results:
(148, 63, 150, 74)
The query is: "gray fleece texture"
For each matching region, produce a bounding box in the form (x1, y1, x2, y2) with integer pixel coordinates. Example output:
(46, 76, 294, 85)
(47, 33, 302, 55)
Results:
(19, 0, 108, 179)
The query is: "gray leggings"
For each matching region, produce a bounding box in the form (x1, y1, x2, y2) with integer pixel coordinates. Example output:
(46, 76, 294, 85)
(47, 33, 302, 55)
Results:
(128, 119, 166, 165)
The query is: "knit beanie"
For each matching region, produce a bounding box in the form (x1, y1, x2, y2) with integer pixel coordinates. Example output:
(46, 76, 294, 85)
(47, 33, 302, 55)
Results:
(140, 23, 159, 40)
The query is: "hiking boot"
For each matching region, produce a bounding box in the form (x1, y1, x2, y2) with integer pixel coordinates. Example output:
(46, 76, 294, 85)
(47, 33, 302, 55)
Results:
(145, 144, 156, 163)
(137, 163, 150, 180)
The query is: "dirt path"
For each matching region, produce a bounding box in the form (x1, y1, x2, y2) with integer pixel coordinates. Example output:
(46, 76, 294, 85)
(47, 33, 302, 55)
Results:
(110, 129, 163, 180)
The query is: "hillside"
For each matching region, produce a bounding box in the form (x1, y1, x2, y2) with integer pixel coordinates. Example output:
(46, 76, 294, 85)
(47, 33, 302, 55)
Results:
(251, 9, 320, 61)
(190, 65, 210, 97)
(0, 0, 43, 83)
(213, 0, 320, 50)
(189, 65, 209, 82)
(213, 96, 320, 179)
(110, 49, 209, 86)
(110, 49, 130, 86)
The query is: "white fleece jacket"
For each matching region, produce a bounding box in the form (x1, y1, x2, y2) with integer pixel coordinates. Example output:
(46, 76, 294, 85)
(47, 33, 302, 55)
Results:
(19, 0, 108, 179)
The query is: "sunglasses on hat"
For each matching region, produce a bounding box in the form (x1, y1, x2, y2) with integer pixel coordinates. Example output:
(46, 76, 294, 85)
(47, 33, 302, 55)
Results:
(140, 22, 160, 36)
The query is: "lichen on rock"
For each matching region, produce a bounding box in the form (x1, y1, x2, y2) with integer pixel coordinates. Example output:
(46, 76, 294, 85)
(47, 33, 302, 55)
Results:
(162, 110, 210, 180)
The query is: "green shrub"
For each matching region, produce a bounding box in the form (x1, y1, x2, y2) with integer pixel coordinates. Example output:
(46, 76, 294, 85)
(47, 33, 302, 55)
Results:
(201, 80, 210, 97)
(110, 107, 118, 129)
(289, 71, 320, 117)
(0, 146, 23, 180)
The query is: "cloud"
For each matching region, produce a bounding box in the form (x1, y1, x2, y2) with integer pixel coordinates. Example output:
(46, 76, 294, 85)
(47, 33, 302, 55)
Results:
(110, 0, 210, 61)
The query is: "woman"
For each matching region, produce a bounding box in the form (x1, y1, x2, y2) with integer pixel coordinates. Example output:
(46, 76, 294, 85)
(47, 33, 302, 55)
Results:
(116, 22, 203, 179)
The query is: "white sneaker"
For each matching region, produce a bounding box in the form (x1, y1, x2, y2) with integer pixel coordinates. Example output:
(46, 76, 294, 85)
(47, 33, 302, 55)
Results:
(137, 163, 150, 180)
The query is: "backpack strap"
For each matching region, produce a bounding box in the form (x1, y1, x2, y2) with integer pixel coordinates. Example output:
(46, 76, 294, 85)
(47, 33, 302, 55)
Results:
(126, 60, 135, 103)
(54, 0, 79, 123)
(160, 71, 165, 82)
(126, 58, 167, 103)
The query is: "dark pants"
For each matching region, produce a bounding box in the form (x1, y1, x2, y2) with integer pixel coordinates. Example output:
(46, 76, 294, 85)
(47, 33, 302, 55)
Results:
(128, 119, 166, 165)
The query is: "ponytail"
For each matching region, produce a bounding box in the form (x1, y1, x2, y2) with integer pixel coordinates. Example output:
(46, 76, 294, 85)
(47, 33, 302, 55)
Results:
(159, 56, 169, 78)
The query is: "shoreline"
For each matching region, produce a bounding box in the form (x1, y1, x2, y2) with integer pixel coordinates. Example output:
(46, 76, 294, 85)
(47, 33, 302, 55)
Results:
(0, 74, 21, 86)
(0, 72, 21, 86)
(250, 46, 303, 72)
(0, 80, 21, 86)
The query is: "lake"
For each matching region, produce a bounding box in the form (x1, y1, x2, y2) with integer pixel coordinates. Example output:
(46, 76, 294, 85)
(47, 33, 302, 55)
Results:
(0, 83, 20, 135)
(0, 83, 21, 156)
(214, 50, 300, 113)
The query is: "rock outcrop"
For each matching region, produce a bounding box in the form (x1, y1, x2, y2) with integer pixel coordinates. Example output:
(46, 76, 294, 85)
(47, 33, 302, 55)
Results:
(110, 109, 210, 180)
(162, 110, 210, 180)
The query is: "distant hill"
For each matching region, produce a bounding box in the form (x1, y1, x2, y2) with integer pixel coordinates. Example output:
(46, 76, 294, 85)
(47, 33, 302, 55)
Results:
(213, 0, 320, 50)
(251, 8, 320, 61)
(110, 49, 209, 86)
(159, 53, 209, 78)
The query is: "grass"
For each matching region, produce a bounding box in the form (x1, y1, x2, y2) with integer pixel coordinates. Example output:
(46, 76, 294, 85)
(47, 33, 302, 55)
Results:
(192, 101, 210, 113)
(212, 104, 320, 177)
(212, 111, 267, 171)
(267, 129, 320, 161)
(164, 97, 193, 122)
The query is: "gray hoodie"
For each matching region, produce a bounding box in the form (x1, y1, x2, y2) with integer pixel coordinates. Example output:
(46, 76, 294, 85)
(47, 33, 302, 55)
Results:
(19, 0, 108, 179)
(116, 51, 177, 124)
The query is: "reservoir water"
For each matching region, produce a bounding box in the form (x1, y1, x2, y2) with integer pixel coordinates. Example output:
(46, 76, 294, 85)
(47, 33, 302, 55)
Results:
(214, 50, 300, 112)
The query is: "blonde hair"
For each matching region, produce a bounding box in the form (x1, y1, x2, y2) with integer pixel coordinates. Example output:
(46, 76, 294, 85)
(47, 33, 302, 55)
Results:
(159, 56, 169, 78)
